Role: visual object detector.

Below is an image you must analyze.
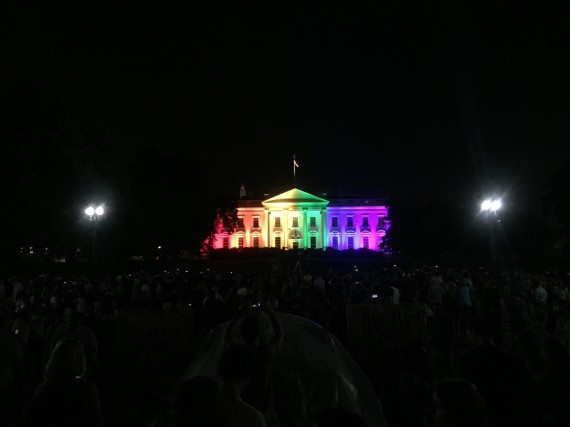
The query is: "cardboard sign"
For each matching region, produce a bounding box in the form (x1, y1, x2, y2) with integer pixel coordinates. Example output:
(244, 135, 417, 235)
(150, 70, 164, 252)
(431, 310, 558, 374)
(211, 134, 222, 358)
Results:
(346, 303, 428, 376)
(116, 309, 194, 387)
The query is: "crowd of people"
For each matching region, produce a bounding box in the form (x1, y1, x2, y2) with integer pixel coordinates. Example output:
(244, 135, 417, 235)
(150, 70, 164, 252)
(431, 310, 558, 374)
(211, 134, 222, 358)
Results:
(1, 257, 570, 426)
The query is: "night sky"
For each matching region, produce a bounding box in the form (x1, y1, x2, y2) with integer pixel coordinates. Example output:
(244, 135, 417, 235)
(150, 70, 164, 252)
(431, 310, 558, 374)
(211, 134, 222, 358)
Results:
(3, 2, 569, 211)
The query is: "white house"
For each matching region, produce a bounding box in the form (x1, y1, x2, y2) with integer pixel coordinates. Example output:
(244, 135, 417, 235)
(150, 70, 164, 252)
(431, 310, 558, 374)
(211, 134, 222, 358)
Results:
(211, 187, 391, 252)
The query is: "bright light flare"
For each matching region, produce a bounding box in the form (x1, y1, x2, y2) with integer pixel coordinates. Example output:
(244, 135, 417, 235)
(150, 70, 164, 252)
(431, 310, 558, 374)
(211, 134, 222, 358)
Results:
(85, 205, 105, 219)
(481, 199, 502, 213)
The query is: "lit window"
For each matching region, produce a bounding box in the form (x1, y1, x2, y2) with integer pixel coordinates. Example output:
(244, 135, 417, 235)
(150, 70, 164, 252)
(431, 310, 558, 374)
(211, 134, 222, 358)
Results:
(332, 236, 339, 249)
(363, 236, 369, 249)
(310, 236, 317, 249)
(275, 217, 281, 227)
(309, 217, 316, 227)
(238, 237, 244, 249)
(292, 217, 299, 227)
(275, 237, 281, 248)
(253, 237, 259, 248)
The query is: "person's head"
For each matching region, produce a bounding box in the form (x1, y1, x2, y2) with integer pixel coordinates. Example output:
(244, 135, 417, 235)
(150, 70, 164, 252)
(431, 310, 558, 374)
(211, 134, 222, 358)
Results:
(217, 344, 255, 391)
(44, 337, 87, 380)
(173, 376, 224, 427)
(63, 306, 74, 322)
(314, 407, 366, 427)
(433, 378, 488, 427)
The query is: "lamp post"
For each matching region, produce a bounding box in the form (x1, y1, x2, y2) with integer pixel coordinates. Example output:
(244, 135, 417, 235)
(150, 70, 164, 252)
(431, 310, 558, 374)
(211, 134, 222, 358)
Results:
(480, 198, 501, 267)
(85, 205, 104, 277)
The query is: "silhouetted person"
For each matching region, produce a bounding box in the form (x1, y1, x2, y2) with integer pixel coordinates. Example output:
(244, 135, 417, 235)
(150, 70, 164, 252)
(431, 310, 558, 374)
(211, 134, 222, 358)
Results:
(535, 336, 570, 426)
(432, 378, 488, 427)
(380, 341, 433, 427)
(224, 303, 283, 412)
(49, 310, 99, 381)
(427, 304, 455, 381)
(19, 336, 105, 427)
(0, 311, 24, 426)
(217, 344, 267, 427)
(457, 317, 539, 427)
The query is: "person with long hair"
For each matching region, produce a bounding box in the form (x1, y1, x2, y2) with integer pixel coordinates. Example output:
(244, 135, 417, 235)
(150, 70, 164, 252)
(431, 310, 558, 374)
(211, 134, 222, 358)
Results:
(19, 337, 105, 427)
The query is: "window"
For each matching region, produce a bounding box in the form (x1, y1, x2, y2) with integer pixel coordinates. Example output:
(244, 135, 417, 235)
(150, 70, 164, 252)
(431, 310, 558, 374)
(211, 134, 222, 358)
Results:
(310, 236, 317, 249)
(223, 238, 229, 249)
(309, 217, 316, 227)
(238, 237, 244, 249)
(347, 236, 354, 249)
(275, 236, 281, 248)
(362, 216, 369, 227)
(377, 216, 385, 229)
(237, 217, 244, 228)
(332, 236, 339, 249)
(275, 217, 281, 227)
(292, 241, 299, 249)
(253, 217, 259, 228)
(253, 237, 259, 248)
(362, 236, 369, 249)
(347, 216, 354, 227)
(292, 217, 299, 227)
(332, 216, 339, 227)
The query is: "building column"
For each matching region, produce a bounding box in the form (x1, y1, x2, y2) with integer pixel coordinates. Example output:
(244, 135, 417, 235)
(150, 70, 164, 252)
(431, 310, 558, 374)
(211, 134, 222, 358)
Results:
(265, 210, 271, 248)
(284, 209, 288, 249)
(303, 209, 308, 249)
(321, 209, 327, 249)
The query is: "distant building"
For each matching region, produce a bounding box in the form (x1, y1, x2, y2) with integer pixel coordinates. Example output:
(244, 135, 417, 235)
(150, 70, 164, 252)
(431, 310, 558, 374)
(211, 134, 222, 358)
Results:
(210, 187, 391, 251)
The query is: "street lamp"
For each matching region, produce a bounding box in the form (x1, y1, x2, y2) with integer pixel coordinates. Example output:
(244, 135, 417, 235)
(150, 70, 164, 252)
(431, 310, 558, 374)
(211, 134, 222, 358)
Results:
(480, 199, 501, 214)
(85, 205, 105, 220)
(480, 198, 501, 267)
(85, 205, 104, 277)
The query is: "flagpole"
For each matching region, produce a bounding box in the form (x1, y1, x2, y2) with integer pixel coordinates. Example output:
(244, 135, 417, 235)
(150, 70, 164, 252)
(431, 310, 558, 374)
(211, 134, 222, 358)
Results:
(293, 154, 296, 187)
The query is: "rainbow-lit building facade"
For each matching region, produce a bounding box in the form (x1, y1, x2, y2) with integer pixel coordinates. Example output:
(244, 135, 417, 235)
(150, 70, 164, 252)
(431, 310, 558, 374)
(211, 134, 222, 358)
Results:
(211, 187, 391, 251)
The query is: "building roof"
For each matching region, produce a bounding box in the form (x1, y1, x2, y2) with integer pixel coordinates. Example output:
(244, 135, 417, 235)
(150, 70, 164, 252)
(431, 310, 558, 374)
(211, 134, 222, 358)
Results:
(262, 188, 329, 206)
